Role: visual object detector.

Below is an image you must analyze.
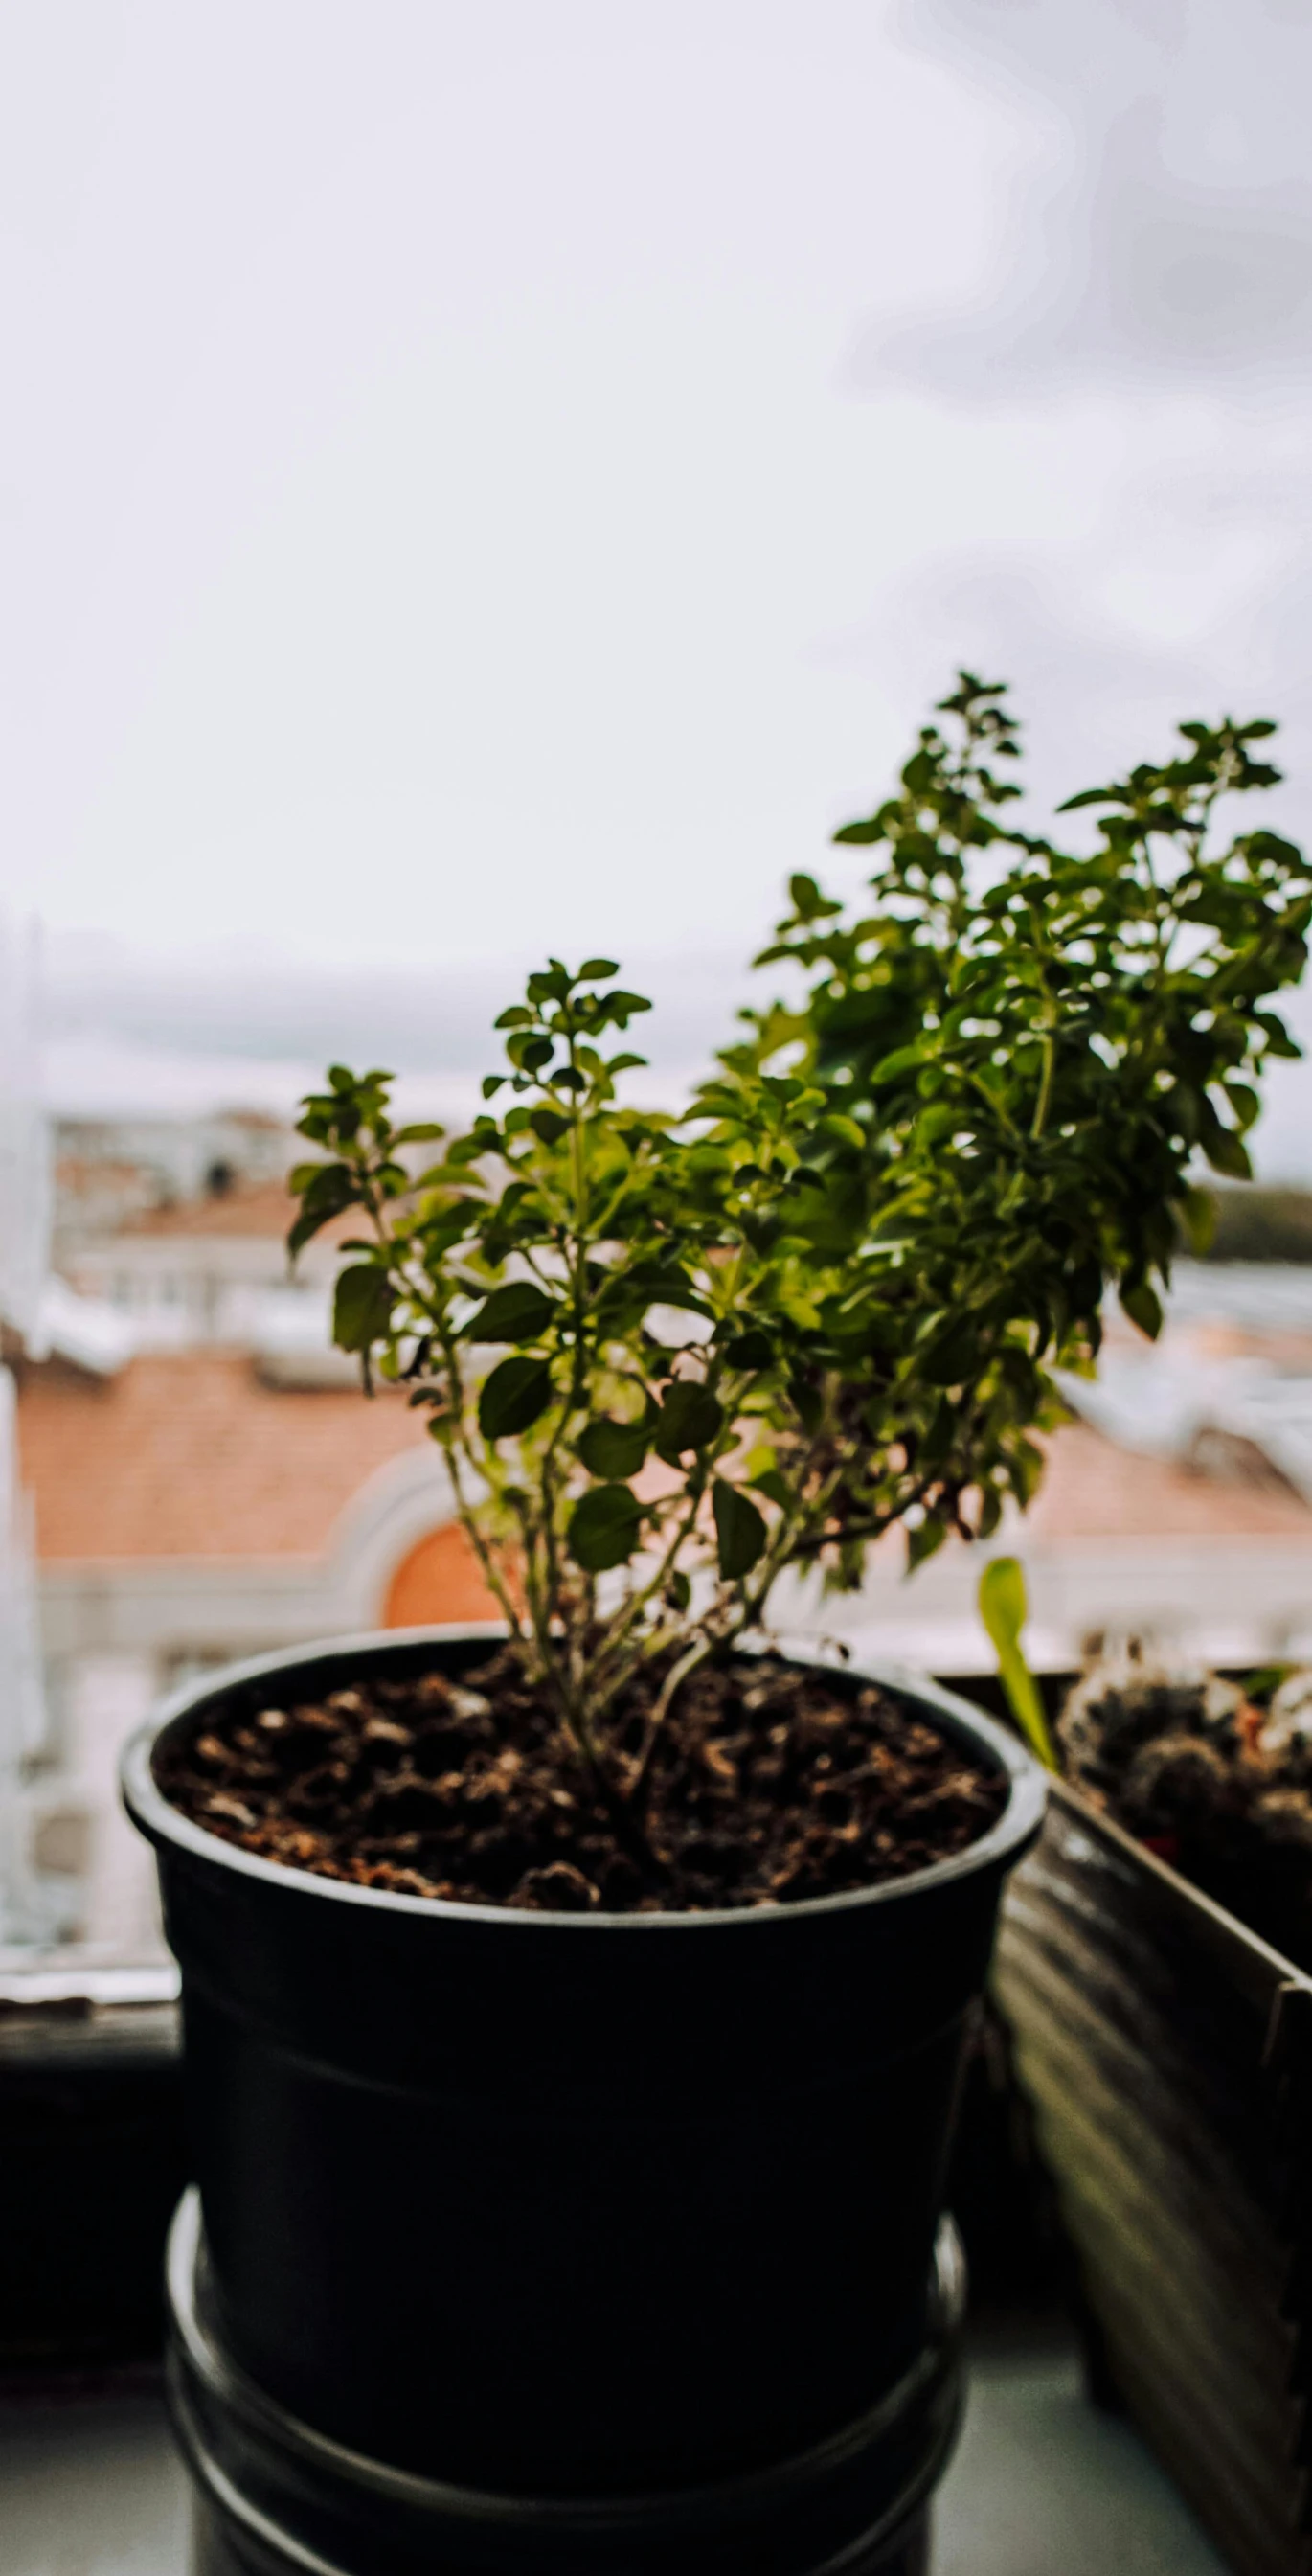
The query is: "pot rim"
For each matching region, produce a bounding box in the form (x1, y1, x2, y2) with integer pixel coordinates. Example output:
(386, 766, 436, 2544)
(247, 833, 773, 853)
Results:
(122, 1622, 1046, 1934)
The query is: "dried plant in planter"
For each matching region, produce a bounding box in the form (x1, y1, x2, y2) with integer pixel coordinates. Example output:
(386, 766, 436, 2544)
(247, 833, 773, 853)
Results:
(1057, 1644, 1312, 1970)
(217, 675, 1309, 1910)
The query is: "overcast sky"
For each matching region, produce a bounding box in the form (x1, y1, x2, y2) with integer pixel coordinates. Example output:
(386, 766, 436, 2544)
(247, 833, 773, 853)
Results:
(7, 1, 1312, 1162)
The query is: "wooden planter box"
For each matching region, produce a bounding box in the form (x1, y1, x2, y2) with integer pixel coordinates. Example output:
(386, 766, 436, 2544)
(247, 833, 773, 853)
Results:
(995, 1781, 1312, 2576)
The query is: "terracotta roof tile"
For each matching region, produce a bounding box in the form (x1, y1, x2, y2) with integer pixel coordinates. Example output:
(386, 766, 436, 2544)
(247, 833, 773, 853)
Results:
(17, 1353, 428, 1561)
(119, 1181, 305, 1241)
(1029, 1421, 1312, 1539)
(104, 1176, 373, 1253)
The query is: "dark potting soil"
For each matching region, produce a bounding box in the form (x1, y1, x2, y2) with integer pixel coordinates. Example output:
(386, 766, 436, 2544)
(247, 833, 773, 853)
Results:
(153, 1649, 1007, 1913)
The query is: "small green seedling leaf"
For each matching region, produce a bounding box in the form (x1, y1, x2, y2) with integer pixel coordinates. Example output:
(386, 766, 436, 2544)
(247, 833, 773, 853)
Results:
(977, 1557, 1058, 1771)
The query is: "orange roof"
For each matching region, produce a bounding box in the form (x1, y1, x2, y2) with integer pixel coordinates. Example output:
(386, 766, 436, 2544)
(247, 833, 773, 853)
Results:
(17, 1352, 428, 1561)
(56, 1155, 154, 1187)
(119, 1181, 303, 1241)
(1028, 1420, 1312, 1539)
(108, 1177, 370, 1255)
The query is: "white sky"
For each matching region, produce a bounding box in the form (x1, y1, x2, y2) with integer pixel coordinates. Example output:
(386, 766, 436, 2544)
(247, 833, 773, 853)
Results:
(6, 0, 1312, 1159)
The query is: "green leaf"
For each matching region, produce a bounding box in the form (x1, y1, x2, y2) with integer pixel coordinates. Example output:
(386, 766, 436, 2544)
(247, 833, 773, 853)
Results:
(578, 1418, 649, 1479)
(817, 1112, 866, 1150)
(1175, 1184, 1216, 1258)
(392, 1123, 446, 1144)
(417, 1196, 484, 1250)
(577, 957, 621, 980)
(567, 1482, 645, 1571)
(287, 1161, 357, 1258)
(1201, 1128, 1253, 1184)
(789, 1376, 823, 1434)
(1242, 1661, 1295, 1704)
(977, 1558, 1058, 1770)
(1224, 1081, 1260, 1133)
(414, 1159, 483, 1189)
(597, 989, 652, 1017)
(464, 1282, 557, 1344)
(788, 873, 841, 922)
(923, 1320, 984, 1385)
(712, 1479, 767, 1580)
(478, 1355, 554, 1441)
(627, 1263, 708, 1313)
(1120, 1281, 1163, 1340)
(750, 1468, 794, 1512)
(1254, 1010, 1301, 1059)
(653, 1381, 724, 1461)
(332, 1264, 395, 1353)
(723, 1327, 773, 1368)
(869, 1042, 929, 1086)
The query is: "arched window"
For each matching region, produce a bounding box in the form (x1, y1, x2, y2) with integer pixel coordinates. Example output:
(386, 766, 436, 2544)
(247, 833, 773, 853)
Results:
(383, 1522, 502, 1629)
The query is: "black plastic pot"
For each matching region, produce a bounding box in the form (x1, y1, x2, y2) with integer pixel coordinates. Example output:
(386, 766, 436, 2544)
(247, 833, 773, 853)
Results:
(995, 1780, 1312, 2576)
(169, 2186, 965, 2576)
(123, 1628, 1043, 2523)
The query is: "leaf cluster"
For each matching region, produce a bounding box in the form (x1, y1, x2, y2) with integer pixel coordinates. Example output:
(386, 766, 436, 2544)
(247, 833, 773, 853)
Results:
(728, 673, 1310, 1523)
(289, 684, 1310, 1798)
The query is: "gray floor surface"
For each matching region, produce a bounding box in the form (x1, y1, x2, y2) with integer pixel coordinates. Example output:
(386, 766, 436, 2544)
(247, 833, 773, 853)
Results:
(0, 2337, 1227, 2575)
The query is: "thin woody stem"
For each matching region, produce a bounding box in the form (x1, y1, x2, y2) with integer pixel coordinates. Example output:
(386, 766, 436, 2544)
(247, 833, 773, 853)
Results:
(628, 1633, 717, 1796)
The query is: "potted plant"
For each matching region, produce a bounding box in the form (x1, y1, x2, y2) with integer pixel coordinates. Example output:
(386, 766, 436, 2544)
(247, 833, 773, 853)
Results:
(122, 675, 1305, 2576)
(123, 965, 1042, 2576)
